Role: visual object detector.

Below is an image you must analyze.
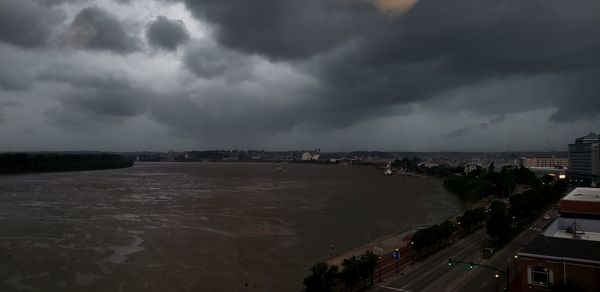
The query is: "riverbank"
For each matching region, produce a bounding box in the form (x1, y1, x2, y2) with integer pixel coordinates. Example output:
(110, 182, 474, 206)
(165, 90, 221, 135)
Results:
(0, 153, 133, 175)
(327, 229, 416, 267)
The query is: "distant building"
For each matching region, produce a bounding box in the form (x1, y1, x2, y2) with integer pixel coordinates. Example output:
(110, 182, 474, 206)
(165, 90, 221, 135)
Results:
(516, 188, 600, 291)
(528, 167, 567, 180)
(568, 133, 600, 186)
(519, 157, 569, 169)
(559, 187, 600, 218)
(464, 164, 480, 174)
(301, 152, 312, 161)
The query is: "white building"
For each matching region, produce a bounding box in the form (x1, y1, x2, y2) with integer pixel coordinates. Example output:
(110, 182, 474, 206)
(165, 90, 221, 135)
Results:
(302, 152, 312, 160)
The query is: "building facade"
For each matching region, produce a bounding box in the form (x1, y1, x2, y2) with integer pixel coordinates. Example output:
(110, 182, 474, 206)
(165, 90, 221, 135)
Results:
(568, 133, 600, 186)
(519, 157, 569, 169)
(516, 188, 600, 292)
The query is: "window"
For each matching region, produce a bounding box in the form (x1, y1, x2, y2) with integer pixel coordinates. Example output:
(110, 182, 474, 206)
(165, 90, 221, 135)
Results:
(528, 266, 553, 286)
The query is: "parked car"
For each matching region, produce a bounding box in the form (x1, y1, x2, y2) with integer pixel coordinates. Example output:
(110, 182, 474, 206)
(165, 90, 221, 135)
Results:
(544, 215, 551, 220)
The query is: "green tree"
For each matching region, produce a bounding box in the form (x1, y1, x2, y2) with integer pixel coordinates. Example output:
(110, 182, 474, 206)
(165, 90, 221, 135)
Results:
(488, 162, 495, 173)
(339, 256, 360, 288)
(358, 251, 379, 286)
(460, 207, 487, 230)
(302, 262, 338, 292)
(487, 200, 511, 238)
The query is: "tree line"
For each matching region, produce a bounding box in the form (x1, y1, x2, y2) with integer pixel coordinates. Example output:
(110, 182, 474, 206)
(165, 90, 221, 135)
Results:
(0, 153, 134, 174)
(303, 251, 379, 292)
(487, 178, 567, 239)
(444, 165, 539, 202)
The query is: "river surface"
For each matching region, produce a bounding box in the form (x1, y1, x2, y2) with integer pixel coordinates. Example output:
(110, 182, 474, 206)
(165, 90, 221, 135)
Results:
(0, 162, 462, 291)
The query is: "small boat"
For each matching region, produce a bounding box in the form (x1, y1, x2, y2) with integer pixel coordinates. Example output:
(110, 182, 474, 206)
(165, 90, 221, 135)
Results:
(276, 166, 283, 172)
(383, 162, 393, 175)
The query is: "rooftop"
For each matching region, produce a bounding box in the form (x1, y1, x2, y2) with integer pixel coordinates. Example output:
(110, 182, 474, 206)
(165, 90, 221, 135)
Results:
(543, 217, 600, 242)
(519, 234, 600, 263)
(561, 187, 600, 203)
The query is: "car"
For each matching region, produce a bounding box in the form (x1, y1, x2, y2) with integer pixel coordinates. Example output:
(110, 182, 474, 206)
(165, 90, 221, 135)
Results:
(543, 215, 551, 220)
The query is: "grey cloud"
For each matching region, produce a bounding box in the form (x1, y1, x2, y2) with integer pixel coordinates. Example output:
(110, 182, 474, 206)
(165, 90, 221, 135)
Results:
(37, 66, 130, 89)
(441, 122, 490, 140)
(180, 0, 600, 126)
(550, 69, 600, 123)
(0, 45, 38, 91)
(490, 115, 506, 125)
(47, 86, 151, 130)
(64, 6, 139, 53)
(147, 16, 190, 51)
(0, 0, 64, 48)
(0, 101, 19, 123)
(0, 69, 32, 91)
(40, 67, 150, 126)
(183, 41, 250, 79)
(183, 0, 382, 60)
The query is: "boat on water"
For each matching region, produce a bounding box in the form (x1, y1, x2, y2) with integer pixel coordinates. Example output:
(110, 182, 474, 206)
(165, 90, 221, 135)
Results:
(384, 163, 393, 175)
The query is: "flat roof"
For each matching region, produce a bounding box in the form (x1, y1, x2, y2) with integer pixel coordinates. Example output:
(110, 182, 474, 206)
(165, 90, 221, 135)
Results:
(562, 188, 600, 202)
(519, 235, 600, 263)
(552, 230, 600, 241)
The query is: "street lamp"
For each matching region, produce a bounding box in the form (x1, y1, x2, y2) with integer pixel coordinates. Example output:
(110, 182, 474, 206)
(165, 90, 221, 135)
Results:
(378, 256, 382, 282)
(495, 273, 500, 292)
(394, 248, 400, 273)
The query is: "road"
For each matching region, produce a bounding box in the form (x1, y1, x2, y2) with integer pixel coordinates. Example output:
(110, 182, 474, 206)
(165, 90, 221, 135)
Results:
(373, 208, 559, 292)
(372, 229, 488, 292)
(454, 208, 559, 292)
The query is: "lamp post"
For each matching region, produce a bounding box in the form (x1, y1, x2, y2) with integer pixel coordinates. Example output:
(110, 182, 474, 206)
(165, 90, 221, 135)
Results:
(513, 255, 518, 277)
(378, 256, 382, 282)
(495, 272, 499, 292)
(410, 241, 414, 264)
(394, 248, 400, 273)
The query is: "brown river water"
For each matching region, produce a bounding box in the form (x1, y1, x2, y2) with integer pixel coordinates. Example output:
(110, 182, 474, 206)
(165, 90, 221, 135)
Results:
(0, 162, 462, 291)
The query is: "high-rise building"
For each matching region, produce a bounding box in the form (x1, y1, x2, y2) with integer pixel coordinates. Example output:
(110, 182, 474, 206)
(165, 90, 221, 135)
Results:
(568, 133, 600, 186)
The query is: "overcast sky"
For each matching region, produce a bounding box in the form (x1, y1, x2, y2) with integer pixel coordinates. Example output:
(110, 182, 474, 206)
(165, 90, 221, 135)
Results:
(1, 0, 599, 152)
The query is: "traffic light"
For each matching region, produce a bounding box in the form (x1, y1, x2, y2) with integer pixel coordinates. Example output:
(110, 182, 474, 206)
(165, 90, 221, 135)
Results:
(448, 259, 452, 266)
(495, 273, 500, 278)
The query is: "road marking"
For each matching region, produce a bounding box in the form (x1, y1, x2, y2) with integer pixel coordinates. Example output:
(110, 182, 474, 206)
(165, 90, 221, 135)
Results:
(379, 285, 414, 292)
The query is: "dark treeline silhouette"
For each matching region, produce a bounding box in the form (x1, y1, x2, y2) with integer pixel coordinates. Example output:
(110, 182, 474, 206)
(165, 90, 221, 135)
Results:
(0, 153, 133, 174)
(303, 251, 379, 292)
(444, 165, 539, 201)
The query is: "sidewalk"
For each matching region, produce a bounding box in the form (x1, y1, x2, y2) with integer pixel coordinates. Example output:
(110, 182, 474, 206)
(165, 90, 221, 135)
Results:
(326, 229, 415, 267)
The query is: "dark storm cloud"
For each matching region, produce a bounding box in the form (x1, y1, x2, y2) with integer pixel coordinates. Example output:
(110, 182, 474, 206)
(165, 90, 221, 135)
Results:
(181, 0, 600, 126)
(40, 68, 150, 127)
(0, 102, 18, 122)
(0, 0, 64, 48)
(64, 6, 139, 53)
(441, 122, 490, 140)
(183, 0, 382, 60)
(550, 69, 600, 123)
(183, 41, 250, 79)
(314, 0, 600, 124)
(147, 16, 190, 51)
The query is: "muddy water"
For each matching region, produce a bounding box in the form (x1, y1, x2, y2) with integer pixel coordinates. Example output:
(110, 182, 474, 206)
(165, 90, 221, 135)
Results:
(0, 162, 462, 291)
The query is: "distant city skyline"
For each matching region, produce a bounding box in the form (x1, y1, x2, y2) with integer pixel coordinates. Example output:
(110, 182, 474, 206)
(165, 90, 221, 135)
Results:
(1, 0, 599, 151)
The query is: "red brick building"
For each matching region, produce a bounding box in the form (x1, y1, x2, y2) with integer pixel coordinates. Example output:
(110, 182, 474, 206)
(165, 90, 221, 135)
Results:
(515, 188, 600, 292)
